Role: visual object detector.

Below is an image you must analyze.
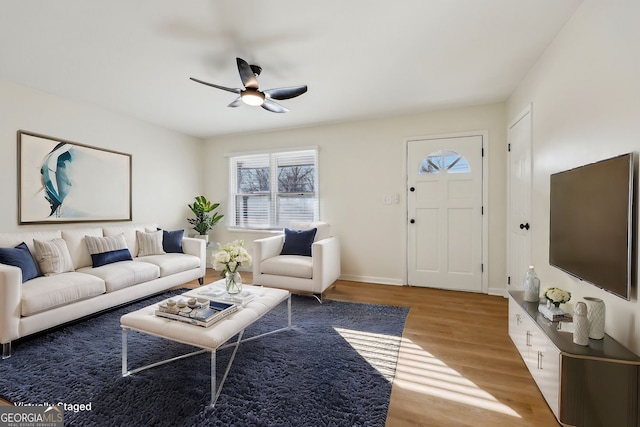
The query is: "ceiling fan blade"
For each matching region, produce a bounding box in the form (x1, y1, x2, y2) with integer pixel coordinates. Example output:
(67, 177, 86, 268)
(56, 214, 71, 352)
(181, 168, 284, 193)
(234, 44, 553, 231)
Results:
(236, 57, 259, 90)
(261, 98, 289, 113)
(190, 77, 241, 94)
(227, 97, 243, 108)
(264, 85, 308, 100)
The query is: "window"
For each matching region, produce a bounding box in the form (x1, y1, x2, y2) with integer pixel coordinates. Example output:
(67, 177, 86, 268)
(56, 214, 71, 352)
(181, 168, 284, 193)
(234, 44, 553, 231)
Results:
(229, 149, 319, 229)
(419, 149, 470, 174)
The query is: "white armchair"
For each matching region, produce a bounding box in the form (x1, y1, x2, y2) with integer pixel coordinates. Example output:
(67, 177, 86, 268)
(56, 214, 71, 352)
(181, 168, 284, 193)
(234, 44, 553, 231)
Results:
(252, 222, 340, 300)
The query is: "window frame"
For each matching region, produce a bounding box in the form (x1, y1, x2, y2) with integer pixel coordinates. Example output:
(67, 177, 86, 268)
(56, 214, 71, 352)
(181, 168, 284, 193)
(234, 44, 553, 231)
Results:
(227, 147, 319, 230)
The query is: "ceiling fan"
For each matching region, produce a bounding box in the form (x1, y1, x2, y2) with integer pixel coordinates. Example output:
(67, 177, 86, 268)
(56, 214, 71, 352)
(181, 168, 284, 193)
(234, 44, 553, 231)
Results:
(190, 57, 308, 113)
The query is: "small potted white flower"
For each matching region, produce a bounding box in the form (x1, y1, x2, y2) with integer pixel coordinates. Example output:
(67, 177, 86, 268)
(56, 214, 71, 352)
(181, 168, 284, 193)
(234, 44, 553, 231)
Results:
(213, 240, 252, 294)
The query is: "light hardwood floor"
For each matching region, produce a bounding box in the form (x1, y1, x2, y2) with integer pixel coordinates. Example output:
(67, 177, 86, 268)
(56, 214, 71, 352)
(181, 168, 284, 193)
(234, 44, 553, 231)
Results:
(1, 270, 560, 426)
(325, 278, 560, 427)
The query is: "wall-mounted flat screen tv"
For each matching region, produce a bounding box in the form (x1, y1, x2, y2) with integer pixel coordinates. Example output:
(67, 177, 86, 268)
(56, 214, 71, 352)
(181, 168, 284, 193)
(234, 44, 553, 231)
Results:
(549, 153, 635, 300)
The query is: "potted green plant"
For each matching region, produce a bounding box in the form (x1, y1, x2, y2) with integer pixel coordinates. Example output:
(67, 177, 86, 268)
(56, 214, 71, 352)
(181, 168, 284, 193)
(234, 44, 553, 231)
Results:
(187, 196, 224, 241)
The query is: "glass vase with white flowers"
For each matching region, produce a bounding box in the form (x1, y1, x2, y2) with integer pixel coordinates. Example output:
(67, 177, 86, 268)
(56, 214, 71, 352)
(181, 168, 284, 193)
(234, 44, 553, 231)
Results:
(213, 240, 252, 294)
(542, 287, 571, 308)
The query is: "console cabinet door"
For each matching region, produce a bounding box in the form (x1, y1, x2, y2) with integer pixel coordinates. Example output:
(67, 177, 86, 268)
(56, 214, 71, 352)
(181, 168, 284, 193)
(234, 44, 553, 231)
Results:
(528, 328, 560, 417)
(508, 297, 529, 357)
(508, 296, 560, 418)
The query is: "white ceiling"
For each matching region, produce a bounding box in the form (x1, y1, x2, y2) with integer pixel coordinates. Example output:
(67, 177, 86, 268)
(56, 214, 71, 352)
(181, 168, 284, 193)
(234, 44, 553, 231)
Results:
(0, 0, 582, 139)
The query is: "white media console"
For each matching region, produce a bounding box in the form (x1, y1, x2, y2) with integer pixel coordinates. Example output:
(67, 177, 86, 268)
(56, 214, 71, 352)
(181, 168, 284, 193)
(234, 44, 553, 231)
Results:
(508, 291, 640, 426)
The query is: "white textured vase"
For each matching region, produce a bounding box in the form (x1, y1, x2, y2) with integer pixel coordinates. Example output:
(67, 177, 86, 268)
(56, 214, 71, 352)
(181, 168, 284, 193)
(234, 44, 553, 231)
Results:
(573, 302, 589, 346)
(523, 266, 540, 302)
(584, 297, 605, 339)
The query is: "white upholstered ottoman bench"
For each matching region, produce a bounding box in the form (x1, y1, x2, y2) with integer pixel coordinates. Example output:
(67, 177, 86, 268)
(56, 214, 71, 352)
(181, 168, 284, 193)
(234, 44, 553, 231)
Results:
(120, 285, 290, 407)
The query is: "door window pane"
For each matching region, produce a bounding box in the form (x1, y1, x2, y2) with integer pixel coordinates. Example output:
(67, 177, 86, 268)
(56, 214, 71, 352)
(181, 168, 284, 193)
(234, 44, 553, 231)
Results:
(419, 149, 470, 174)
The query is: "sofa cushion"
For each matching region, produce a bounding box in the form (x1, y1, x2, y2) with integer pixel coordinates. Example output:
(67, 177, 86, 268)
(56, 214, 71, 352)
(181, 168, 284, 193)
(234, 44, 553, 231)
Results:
(84, 234, 133, 267)
(0, 231, 61, 255)
(103, 224, 157, 259)
(62, 228, 103, 270)
(261, 255, 313, 279)
(78, 261, 160, 293)
(21, 272, 106, 316)
(159, 228, 184, 253)
(136, 230, 165, 257)
(280, 228, 317, 257)
(134, 253, 200, 277)
(0, 242, 40, 282)
(33, 238, 75, 276)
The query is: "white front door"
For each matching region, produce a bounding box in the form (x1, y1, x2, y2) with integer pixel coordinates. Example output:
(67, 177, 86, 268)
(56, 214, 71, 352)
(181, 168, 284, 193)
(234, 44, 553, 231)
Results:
(507, 107, 533, 290)
(407, 135, 483, 292)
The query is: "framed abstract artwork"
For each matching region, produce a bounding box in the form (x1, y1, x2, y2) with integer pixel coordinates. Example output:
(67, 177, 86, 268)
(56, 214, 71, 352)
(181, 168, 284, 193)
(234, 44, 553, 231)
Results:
(18, 130, 132, 224)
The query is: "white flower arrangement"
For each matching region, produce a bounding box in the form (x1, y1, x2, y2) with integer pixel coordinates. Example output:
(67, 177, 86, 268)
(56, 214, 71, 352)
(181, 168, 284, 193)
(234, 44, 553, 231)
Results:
(542, 287, 571, 306)
(213, 240, 252, 275)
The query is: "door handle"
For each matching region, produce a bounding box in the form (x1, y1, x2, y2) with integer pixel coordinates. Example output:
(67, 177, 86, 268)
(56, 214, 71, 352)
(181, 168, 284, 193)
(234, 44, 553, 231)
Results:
(410, 219, 415, 224)
(519, 223, 530, 230)
(409, 187, 415, 192)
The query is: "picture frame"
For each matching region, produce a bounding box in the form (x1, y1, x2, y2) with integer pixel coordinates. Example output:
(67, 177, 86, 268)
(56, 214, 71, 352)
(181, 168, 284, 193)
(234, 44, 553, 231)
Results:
(18, 130, 132, 224)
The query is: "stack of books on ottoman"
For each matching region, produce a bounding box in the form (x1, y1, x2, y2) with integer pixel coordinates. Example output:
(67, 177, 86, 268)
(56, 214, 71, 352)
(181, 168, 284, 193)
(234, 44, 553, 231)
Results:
(156, 296, 238, 327)
(198, 282, 264, 306)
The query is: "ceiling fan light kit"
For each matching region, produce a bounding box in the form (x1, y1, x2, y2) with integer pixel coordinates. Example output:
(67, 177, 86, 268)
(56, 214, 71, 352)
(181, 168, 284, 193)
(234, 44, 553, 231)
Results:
(190, 57, 307, 113)
(241, 89, 265, 106)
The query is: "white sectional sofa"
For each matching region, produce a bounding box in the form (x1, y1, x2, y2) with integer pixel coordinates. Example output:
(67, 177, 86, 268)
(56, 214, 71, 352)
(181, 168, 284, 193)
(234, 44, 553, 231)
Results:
(0, 223, 205, 359)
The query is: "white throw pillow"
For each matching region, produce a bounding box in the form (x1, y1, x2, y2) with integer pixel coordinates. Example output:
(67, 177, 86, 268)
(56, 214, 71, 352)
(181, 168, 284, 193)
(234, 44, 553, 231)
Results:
(84, 233, 128, 254)
(136, 230, 165, 257)
(33, 238, 75, 276)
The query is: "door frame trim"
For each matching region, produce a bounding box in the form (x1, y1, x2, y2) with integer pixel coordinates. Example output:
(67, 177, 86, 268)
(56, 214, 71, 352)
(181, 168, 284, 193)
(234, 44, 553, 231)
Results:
(506, 104, 533, 297)
(403, 130, 489, 293)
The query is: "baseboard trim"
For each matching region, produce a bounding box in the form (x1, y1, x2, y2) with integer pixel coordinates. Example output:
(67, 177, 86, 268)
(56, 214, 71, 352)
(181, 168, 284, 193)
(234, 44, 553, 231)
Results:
(488, 287, 509, 298)
(339, 275, 508, 296)
(338, 274, 404, 286)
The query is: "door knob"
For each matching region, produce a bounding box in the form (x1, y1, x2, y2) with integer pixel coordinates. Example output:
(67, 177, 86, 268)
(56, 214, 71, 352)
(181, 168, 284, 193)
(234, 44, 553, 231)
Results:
(409, 187, 415, 192)
(410, 219, 415, 224)
(519, 223, 530, 230)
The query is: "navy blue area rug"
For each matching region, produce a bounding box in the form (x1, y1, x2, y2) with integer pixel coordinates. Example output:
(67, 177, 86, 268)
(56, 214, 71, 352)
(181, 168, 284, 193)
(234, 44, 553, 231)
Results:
(0, 290, 408, 426)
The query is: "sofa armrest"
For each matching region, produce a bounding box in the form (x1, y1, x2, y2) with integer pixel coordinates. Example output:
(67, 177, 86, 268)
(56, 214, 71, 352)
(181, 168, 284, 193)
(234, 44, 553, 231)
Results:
(0, 264, 23, 345)
(252, 235, 285, 281)
(181, 237, 206, 278)
(311, 236, 341, 290)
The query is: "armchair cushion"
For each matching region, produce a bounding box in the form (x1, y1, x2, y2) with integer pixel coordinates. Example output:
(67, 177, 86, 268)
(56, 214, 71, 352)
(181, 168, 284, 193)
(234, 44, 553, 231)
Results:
(280, 228, 317, 257)
(291, 221, 331, 241)
(261, 255, 313, 279)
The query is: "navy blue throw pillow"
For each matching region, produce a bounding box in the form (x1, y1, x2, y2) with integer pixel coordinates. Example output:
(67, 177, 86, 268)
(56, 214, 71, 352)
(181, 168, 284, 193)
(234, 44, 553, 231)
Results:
(280, 228, 317, 257)
(0, 242, 40, 282)
(158, 228, 184, 253)
(91, 248, 133, 268)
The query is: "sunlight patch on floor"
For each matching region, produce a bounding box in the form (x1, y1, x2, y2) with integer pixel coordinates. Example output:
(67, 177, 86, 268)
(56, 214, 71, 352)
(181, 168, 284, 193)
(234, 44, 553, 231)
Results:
(394, 338, 521, 418)
(333, 327, 402, 382)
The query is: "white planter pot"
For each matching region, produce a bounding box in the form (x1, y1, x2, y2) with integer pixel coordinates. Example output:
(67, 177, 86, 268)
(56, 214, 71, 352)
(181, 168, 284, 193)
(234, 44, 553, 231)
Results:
(195, 234, 209, 243)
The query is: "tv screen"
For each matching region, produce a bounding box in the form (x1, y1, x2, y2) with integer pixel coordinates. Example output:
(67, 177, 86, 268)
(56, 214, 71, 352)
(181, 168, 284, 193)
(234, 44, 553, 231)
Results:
(549, 153, 634, 300)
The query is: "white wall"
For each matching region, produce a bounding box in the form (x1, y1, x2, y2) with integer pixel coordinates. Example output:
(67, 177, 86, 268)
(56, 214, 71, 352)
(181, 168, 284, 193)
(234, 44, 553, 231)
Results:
(0, 79, 203, 234)
(204, 103, 507, 293)
(507, 0, 640, 354)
